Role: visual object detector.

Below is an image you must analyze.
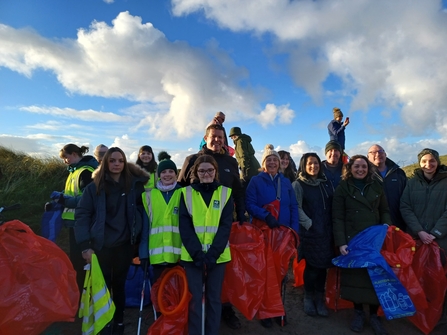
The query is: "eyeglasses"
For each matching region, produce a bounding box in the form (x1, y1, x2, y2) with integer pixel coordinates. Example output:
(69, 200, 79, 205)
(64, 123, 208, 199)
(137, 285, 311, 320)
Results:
(197, 168, 215, 175)
(368, 150, 385, 155)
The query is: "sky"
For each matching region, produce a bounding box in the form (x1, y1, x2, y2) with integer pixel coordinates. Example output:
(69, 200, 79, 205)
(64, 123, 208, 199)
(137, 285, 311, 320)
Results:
(1, 0, 447, 168)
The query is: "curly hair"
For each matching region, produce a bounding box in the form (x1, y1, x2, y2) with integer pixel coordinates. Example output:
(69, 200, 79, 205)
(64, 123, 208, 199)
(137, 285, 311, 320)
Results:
(341, 154, 374, 182)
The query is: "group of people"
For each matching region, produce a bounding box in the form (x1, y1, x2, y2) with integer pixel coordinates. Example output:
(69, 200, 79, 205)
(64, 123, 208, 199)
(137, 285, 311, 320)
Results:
(54, 108, 447, 335)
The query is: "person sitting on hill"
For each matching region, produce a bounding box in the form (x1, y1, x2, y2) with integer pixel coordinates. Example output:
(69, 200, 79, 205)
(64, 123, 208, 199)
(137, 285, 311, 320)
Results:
(327, 107, 349, 151)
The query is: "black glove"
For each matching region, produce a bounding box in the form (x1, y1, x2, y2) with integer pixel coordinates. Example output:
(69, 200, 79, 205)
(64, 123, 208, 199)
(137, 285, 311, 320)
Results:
(58, 194, 66, 206)
(204, 254, 216, 271)
(139, 258, 149, 271)
(237, 213, 246, 225)
(265, 213, 280, 229)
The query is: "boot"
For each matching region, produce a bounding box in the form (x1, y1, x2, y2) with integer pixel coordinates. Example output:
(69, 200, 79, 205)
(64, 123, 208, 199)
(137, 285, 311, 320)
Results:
(315, 291, 329, 317)
(303, 291, 317, 316)
(370, 314, 389, 335)
(350, 309, 365, 333)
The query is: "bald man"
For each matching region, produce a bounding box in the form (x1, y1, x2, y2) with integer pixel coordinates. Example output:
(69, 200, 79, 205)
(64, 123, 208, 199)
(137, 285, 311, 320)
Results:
(367, 144, 407, 230)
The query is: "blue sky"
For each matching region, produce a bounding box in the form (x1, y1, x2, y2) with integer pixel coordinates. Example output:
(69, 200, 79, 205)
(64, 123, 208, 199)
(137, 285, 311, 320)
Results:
(1, 0, 447, 168)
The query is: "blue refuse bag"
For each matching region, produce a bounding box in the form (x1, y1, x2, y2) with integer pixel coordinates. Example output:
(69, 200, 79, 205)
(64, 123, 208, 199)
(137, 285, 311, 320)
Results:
(125, 263, 153, 307)
(41, 201, 63, 242)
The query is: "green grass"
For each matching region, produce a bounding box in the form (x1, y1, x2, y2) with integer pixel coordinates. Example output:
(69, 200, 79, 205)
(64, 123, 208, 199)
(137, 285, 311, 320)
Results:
(401, 155, 447, 177)
(0, 146, 67, 233)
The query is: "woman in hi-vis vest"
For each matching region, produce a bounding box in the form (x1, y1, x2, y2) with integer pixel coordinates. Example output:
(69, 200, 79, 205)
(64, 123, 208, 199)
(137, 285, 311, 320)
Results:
(75, 147, 149, 335)
(59, 144, 98, 293)
(139, 151, 183, 283)
(179, 154, 233, 335)
(136, 145, 158, 190)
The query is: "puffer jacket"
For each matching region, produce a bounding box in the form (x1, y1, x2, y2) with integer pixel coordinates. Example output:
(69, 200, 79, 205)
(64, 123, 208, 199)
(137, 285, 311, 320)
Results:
(400, 166, 447, 251)
(233, 133, 261, 181)
(292, 172, 334, 268)
(75, 163, 149, 251)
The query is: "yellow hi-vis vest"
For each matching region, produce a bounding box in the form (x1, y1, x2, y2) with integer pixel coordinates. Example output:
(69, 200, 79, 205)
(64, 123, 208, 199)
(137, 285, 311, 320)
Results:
(79, 254, 115, 335)
(142, 188, 182, 264)
(61, 166, 95, 220)
(180, 185, 232, 263)
(144, 172, 158, 191)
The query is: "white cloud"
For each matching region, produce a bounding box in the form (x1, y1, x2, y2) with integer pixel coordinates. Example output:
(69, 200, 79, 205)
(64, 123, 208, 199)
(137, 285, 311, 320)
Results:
(258, 103, 295, 127)
(0, 12, 264, 140)
(172, 0, 447, 136)
(20, 106, 128, 122)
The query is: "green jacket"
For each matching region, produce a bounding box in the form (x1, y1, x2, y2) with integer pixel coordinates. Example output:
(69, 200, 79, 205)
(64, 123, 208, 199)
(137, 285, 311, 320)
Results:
(333, 178, 391, 247)
(400, 166, 447, 251)
(233, 134, 261, 181)
(332, 178, 391, 305)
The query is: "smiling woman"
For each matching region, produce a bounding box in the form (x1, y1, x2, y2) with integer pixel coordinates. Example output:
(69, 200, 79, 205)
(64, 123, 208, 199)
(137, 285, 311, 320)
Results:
(332, 154, 391, 334)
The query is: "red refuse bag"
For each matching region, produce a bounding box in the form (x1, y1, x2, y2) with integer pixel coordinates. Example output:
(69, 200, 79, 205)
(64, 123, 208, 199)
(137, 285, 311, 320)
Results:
(148, 266, 191, 335)
(256, 225, 298, 320)
(408, 242, 447, 335)
(221, 222, 265, 320)
(0, 220, 79, 335)
(292, 258, 305, 287)
(380, 226, 427, 311)
(325, 267, 354, 311)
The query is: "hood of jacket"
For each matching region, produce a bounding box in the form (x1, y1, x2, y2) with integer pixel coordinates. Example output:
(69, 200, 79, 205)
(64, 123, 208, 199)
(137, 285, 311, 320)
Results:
(68, 155, 98, 172)
(235, 133, 252, 143)
(413, 164, 447, 183)
(297, 171, 327, 186)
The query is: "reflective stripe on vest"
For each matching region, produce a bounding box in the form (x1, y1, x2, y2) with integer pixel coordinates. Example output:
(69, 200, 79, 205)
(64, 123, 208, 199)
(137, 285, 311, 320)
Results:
(142, 188, 182, 264)
(61, 166, 95, 221)
(180, 185, 232, 263)
(79, 254, 115, 335)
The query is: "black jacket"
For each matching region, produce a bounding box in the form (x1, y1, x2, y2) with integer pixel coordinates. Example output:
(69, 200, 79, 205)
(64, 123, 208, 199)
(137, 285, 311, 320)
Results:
(371, 158, 407, 230)
(177, 146, 245, 221)
(75, 163, 149, 251)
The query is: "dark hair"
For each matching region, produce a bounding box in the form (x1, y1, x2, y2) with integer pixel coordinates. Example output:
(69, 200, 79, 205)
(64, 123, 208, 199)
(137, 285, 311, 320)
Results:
(191, 155, 219, 182)
(298, 153, 324, 180)
(205, 124, 225, 137)
(59, 144, 89, 159)
(94, 147, 133, 194)
(136, 145, 158, 174)
(278, 150, 296, 182)
(342, 155, 374, 182)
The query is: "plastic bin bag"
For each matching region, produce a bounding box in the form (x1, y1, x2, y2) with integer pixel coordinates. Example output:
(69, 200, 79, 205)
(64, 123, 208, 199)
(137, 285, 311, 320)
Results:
(221, 222, 265, 320)
(0, 220, 79, 335)
(325, 267, 354, 311)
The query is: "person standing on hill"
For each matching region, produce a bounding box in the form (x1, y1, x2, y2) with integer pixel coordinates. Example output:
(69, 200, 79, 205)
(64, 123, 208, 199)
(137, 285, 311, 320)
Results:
(367, 144, 407, 230)
(229, 126, 261, 188)
(58, 144, 98, 293)
(75, 147, 149, 335)
(327, 107, 350, 151)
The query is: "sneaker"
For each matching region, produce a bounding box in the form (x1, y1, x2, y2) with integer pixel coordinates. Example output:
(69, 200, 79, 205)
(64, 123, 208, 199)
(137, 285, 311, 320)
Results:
(350, 310, 365, 333)
(370, 314, 389, 335)
(222, 306, 241, 329)
(274, 315, 288, 326)
(260, 318, 273, 328)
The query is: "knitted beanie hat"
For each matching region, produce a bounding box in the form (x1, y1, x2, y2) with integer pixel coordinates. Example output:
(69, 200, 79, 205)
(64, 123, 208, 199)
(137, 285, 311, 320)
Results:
(262, 144, 280, 166)
(333, 107, 343, 119)
(417, 148, 440, 166)
(325, 140, 342, 154)
(157, 151, 177, 175)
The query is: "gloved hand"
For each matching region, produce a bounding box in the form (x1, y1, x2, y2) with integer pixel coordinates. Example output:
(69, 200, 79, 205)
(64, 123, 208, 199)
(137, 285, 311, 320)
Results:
(44, 202, 53, 212)
(204, 254, 216, 271)
(58, 193, 66, 206)
(237, 213, 246, 226)
(265, 213, 280, 229)
(139, 258, 149, 271)
(50, 191, 63, 200)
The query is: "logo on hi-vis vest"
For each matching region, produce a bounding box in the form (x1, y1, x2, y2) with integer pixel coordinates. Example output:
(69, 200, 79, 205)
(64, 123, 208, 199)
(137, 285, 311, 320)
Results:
(213, 200, 220, 209)
(173, 207, 179, 215)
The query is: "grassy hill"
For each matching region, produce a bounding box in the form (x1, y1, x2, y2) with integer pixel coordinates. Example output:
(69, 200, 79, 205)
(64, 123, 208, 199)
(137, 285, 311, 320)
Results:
(400, 154, 447, 177)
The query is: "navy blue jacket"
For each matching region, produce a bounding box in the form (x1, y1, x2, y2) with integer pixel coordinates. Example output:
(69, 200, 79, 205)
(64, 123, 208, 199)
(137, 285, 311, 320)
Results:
(327, 120, 346, 150)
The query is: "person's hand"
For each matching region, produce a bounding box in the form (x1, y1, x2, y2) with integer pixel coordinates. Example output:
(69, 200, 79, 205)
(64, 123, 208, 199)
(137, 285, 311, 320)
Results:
(140, 258, 149, 270)
(418, 231, 435, 244)
(237, 214, 246, 226)
(58, 193, 66, 206)
(339, 245, 349, 256)
(343, 118, 350, 126)
(82, 249, 95, 263)
(265, 213, 280, 229)
(204, 255, 216, 271)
